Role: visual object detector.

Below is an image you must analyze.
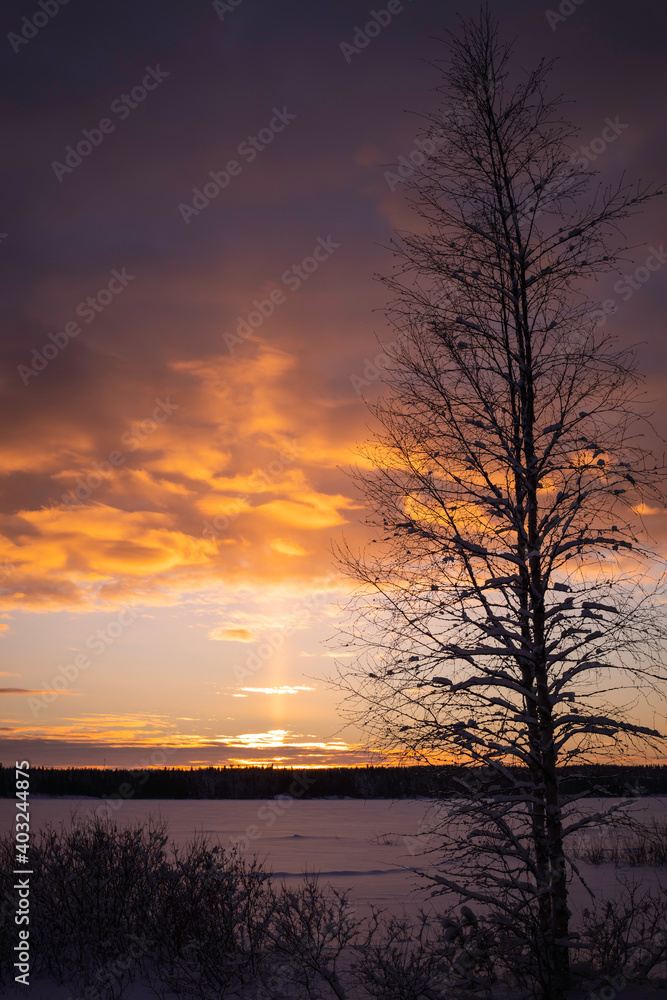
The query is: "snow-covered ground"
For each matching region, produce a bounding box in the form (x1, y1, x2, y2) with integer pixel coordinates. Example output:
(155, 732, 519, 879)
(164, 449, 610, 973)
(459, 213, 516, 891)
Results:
(2, 797, 666, 998)
(4, 796, 666, 912)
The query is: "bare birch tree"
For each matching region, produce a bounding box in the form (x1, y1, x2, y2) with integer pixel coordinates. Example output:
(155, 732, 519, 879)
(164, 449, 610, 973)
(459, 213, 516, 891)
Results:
(335, 11, 667, 999)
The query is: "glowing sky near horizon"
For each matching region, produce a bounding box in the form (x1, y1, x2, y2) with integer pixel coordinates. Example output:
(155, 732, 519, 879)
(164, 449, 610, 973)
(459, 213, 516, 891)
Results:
(1, 0, 666, 767)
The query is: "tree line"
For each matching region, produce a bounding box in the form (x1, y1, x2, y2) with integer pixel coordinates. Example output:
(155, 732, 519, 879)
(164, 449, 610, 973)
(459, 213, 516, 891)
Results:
(2, 763, 666, 799)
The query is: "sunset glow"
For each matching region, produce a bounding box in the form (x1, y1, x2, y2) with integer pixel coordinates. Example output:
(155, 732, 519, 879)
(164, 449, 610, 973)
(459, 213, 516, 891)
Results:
(1, 0, 666, 770)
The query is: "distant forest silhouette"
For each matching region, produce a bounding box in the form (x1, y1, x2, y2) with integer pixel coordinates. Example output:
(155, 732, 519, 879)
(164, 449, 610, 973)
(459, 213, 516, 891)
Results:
(2, 764, 666, 799)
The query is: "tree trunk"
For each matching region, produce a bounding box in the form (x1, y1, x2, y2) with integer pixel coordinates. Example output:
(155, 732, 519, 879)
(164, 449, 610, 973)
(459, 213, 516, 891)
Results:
(535, 664, 570, 999)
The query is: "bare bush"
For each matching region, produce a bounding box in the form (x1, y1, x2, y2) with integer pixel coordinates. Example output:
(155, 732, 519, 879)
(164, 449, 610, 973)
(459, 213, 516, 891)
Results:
(574, 883, 667, 986)
(576, 818, 667, 867)
(0, 814, 165, 998)
(258, 879, 366, 999)
(1, 815, 666, 999)
(146, 837, 274, 1000)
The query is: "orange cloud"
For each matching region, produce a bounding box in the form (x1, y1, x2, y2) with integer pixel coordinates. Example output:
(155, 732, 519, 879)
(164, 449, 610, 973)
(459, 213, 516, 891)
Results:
(0, 348, 365, 611)
(0, 688, 79, 695)
(257, 491, 358, 529)
(209, 626, 256, 642)
(239, 686, 314, 695)
(213, 729, 352, 752)
(270, 539, 307, 556)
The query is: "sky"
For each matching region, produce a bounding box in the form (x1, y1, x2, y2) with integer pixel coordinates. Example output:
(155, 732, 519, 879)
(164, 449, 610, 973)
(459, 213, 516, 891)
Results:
(1, 0, 666, 768)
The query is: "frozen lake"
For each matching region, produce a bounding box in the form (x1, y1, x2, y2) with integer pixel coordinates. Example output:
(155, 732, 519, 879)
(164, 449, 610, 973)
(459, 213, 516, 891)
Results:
(2, 797, 666, 999)
(3, 796, 666, 917)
